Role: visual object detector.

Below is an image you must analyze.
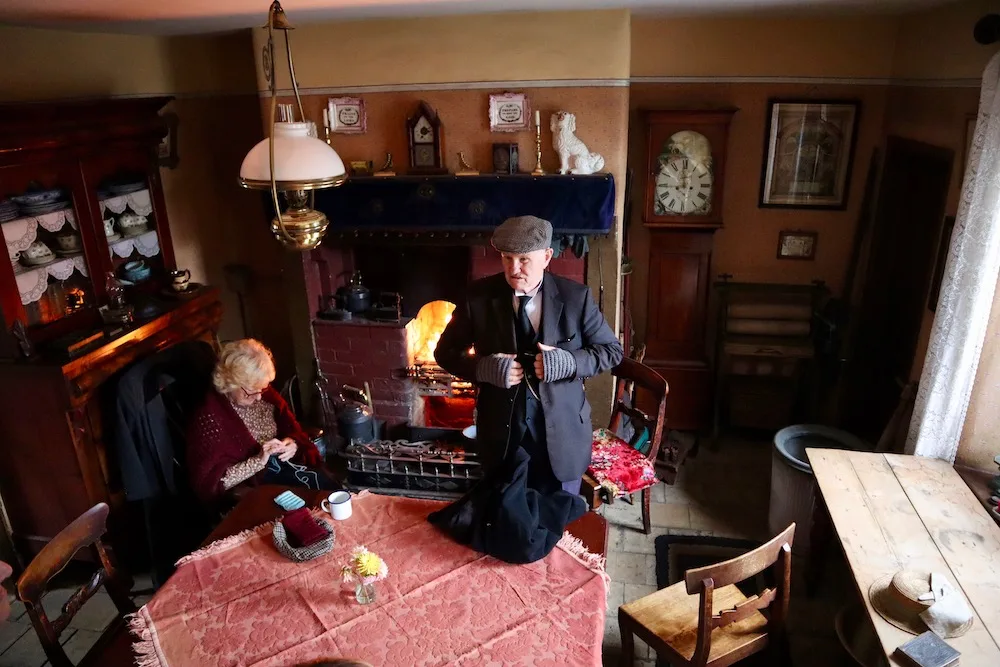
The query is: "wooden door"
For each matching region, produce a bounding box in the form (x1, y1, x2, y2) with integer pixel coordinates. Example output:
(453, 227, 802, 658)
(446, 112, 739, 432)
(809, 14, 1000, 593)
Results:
(839, 136, 953, 437)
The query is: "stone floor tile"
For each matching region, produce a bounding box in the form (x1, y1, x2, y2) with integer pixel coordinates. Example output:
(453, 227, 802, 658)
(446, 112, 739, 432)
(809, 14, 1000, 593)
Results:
(622, 583, 657, 605)
(649, 503, 690, 529)
(39, 588, 75, 622)
(67, 591, 118, 632)
(607, 553, 656, 586)
(4, 597, 25, 623)
(618, 528, 656, 556)
(0, 618, 30, 654)
(61, 628, 102, 663)
(606, 581, 625, 611)
(649, 482, 666, 504)
(0, 627, 46, 667)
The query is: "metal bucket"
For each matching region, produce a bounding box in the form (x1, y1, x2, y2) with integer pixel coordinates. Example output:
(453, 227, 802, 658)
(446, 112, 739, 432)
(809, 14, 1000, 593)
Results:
(769, 424, 868, 555)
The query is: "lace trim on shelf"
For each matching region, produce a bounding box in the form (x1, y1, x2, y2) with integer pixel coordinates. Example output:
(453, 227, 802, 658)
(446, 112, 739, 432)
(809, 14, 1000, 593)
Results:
(2, 210, 76, 253)
(14, 257, 85, 305)
(109, 230, 159, 259)
(101, 189, 152, 217)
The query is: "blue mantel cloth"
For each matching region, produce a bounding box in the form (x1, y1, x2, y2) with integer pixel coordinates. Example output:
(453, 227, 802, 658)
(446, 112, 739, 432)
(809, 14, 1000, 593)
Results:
(310, 173, 615, 235)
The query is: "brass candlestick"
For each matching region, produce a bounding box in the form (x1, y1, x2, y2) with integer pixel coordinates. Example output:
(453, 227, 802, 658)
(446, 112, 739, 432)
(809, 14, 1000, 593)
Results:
(531, 121, 545, 176)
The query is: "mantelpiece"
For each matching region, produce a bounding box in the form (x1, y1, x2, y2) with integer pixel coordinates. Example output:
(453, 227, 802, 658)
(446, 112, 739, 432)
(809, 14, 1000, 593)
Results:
(311, 173, 615, 234)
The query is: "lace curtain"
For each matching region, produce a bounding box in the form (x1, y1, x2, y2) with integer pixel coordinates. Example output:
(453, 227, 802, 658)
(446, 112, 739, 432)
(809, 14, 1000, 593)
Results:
(906, 51, 1000, 461)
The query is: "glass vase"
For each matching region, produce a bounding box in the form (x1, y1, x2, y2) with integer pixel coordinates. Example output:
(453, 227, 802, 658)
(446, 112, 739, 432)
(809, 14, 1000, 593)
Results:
(355, 581, 377, 605)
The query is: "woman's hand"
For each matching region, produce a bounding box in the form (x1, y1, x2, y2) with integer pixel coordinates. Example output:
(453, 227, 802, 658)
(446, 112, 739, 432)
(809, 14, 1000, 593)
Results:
(276, 437, 298, 461)
(259, 439, 282, 463)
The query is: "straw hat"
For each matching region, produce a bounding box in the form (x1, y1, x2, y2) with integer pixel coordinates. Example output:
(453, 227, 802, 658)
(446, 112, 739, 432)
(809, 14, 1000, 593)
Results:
(869, 570, 973, 639)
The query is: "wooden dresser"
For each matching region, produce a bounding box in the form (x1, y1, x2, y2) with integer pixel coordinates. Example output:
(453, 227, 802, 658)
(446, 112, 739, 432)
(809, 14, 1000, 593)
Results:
(0, 290, 222, 564)
(0, 98, 223, 566)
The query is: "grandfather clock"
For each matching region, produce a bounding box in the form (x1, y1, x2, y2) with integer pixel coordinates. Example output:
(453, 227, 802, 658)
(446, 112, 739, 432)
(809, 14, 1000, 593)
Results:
(642, 109, 736, 430)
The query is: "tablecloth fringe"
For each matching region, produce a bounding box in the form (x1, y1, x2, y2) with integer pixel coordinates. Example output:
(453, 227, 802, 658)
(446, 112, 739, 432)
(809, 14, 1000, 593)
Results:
(556, 531, 610, 587)
(127, 609, 166, 667)
(175, 521, 275, 566)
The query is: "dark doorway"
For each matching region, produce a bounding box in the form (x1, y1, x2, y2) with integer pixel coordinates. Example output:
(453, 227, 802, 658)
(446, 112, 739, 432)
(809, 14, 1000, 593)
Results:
(838, 136, 954, 438)
(353, 245, 470, 317)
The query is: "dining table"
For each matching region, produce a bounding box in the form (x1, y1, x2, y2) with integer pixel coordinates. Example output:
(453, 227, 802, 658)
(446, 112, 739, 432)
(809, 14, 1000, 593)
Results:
(807, 449, 1000, 666)
(132, 485, 610, 667)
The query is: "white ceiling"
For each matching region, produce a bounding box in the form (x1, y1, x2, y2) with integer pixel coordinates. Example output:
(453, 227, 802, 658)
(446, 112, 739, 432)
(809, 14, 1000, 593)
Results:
(0, 0, 962, 35)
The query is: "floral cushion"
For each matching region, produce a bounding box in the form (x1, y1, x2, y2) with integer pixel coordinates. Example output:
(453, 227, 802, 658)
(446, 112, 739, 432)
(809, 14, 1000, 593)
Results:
(587, 428, 658, 498)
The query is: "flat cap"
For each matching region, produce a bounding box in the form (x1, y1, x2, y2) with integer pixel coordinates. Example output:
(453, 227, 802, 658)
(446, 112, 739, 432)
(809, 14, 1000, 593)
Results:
(491, 215, 553, 254)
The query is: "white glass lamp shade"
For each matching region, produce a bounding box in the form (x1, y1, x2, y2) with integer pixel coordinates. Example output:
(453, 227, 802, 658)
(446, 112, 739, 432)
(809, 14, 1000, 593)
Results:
(240, 122, 346, 191)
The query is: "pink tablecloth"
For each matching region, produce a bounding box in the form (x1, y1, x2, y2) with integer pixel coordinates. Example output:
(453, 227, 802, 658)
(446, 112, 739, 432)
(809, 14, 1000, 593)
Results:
(131, 492, 608, 667)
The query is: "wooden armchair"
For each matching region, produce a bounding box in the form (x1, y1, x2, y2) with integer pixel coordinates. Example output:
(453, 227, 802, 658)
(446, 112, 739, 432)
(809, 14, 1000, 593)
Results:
(618, 523, 795, 667)
(582, 357, 668, 534)
(17, 503, 137, 667)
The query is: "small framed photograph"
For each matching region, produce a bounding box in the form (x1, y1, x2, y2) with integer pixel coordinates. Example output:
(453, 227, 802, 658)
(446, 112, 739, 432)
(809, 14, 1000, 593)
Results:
(327, 97, 366, 134)
(492, 143, 519, 174)
(760, 100, 860, 209)
(777, 230, 817, 260)
(489, 92, 530, 133)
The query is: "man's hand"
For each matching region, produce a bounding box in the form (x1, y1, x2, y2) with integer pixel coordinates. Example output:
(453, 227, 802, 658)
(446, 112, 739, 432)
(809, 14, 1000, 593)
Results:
(502, 353, 524, 386)
(534, 343, 556, 381)
(534, 342, 578, 383)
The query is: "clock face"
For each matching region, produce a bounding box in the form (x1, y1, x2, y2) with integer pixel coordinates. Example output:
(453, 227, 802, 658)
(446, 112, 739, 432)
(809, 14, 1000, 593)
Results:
(413, 116, 434, 144)
(654, 156, 713, 215)
(414, 144, 436, 167)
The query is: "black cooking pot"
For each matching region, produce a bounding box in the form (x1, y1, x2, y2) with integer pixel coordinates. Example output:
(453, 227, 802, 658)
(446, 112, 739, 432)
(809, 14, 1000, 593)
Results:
(336, 271, 371, 314)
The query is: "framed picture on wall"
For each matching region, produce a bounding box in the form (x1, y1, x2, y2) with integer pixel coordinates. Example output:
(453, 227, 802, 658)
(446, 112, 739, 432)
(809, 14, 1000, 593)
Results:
(489, 92, 530, 133)
(759, 100, 860, 209)
(777, 230, 817, 260)
(327, 97, 366, 134)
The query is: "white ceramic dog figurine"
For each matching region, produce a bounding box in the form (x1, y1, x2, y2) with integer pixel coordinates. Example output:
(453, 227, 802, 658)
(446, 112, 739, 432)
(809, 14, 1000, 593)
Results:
(550, 111, 605, 175)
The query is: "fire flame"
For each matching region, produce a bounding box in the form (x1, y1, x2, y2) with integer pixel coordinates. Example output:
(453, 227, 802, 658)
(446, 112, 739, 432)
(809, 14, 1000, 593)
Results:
(406, 301, 457, 364)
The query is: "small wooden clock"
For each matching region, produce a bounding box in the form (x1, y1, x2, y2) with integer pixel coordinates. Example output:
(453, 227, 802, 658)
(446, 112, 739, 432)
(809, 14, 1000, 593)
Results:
(407, 101, 447, 175)
(642, 109, 737, 228)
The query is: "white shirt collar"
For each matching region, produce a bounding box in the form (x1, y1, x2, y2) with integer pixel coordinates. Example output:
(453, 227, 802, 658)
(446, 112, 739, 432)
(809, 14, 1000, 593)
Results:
(513, 281, 542, 298)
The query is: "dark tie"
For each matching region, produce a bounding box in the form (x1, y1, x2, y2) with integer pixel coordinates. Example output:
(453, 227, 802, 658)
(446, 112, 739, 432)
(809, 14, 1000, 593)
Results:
(516, 295, 534, 351)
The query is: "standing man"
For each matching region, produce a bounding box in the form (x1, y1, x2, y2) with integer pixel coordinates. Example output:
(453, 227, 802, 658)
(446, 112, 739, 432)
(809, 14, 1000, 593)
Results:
(435, 215, 623, 495)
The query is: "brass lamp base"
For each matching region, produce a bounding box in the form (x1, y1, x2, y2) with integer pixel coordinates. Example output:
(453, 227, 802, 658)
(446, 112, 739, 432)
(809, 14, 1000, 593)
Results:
(271, 189, 329, 250)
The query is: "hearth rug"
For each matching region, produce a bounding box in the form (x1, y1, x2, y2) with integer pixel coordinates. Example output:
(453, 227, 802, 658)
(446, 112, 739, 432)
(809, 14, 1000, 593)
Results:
(129, 491, 609, 667)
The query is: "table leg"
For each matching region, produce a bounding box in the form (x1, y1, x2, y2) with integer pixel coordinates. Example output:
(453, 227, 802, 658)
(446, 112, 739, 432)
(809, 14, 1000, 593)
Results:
(806, 488, 832, 598)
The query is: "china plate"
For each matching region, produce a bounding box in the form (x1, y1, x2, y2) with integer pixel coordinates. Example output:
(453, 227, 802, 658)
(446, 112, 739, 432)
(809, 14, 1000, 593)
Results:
(20, 255, 56, 267)
(18, 201, 70, 216)
(106, 182, 146, 195)
(54, 248, 83, 257)
(106, 232, 122, 243)
(120, 225, 150, 238)
(11, 189, 65, 206)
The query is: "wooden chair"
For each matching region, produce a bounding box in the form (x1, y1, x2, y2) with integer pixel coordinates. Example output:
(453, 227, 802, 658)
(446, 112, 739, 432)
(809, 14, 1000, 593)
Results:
(582, 357, 668, 534)
(618, 523, 795, 667)
(17, 503, 137, 667)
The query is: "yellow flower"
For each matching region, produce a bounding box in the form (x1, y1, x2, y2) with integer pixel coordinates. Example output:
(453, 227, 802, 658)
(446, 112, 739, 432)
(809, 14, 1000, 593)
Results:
(354, 551, 383, 578)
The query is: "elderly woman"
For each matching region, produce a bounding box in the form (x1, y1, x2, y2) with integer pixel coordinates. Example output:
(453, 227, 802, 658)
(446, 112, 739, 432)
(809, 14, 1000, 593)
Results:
(187, 339, 337, 505)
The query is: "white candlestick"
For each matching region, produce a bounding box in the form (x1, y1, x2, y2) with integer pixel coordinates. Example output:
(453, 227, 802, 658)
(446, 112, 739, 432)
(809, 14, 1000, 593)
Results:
(535, 109, 541, 128)
(323, 108, 330, 129)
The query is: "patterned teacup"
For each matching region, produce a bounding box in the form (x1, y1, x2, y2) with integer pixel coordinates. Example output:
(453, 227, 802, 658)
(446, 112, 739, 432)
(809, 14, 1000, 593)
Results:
(169, 268, 191, 292)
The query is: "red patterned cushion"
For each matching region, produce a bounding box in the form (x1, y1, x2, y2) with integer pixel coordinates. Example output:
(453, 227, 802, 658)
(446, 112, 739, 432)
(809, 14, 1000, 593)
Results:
(587, 428, 658, 497)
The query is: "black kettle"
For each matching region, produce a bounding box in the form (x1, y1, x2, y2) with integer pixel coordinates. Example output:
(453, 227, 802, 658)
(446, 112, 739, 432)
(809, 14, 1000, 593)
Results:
(336, 271, 372, 314)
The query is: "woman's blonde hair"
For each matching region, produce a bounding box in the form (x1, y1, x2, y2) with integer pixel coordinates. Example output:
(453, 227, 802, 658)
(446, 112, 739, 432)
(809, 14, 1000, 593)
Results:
(212, 339, 276, 395)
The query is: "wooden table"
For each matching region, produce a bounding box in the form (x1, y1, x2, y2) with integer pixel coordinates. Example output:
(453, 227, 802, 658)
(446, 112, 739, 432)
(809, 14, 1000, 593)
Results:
(205, 485, 609, 558)
(807, 449, 1000, 666)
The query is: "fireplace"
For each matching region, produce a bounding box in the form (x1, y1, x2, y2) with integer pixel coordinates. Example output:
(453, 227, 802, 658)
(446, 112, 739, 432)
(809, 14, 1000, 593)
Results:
(307, 241, 585, 436)
(299, 173, 610, 442)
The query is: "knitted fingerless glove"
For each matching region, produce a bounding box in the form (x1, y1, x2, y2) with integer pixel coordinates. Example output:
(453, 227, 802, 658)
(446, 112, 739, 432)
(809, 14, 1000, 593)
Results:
(541, 348, 577, 382)
(476, 354, 515, 389)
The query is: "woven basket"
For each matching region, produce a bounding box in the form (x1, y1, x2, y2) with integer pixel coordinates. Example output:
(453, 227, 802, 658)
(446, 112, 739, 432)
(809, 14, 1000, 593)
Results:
(272, 516, 335, 562)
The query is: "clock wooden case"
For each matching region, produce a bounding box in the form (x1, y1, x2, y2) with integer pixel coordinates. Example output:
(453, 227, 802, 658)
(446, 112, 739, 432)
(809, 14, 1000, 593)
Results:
(640, 109, 737, 431)
(407, 101, 447, 175)
(643, 109, 736, 228)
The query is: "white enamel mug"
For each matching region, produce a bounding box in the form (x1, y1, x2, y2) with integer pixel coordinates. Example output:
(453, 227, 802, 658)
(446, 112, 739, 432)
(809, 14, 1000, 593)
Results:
(321, 490, 352, 520)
